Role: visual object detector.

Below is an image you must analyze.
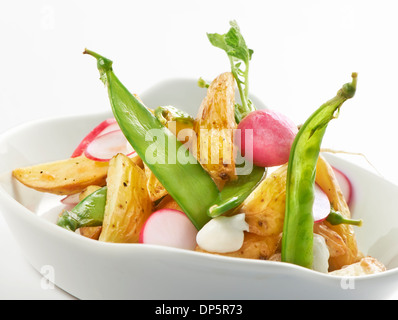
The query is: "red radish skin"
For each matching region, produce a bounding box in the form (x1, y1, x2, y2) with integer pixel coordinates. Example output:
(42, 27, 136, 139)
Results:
(313, 184, 331, 223)
(96, 121, 120, 137)
(236, 110, 298, 167)
(84, 129, 136, 162)
(71, 118, 117, 157)
(332, 167, 353, 206)
(139, 209, 198, 250)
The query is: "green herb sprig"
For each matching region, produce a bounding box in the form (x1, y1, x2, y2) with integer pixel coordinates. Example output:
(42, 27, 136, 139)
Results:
(207, 21, 255, 123)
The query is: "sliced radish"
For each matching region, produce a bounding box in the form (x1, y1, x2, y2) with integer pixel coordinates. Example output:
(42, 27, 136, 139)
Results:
(71, 118, 117, 158)
(313, 184, 331, 223)
(96, 121, 121, 137)
(84, 129, 136, 162)
(139, 209, 198, 250)
(60, 193, 80, 206)
(332, 167, 353, 206)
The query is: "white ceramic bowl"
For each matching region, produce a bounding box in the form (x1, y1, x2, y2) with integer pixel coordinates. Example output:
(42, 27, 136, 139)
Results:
(1, 79, 398, 300)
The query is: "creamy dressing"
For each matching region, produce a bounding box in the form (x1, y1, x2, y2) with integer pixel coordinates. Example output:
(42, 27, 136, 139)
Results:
(312, 233, 330, 273)
(196, 213, 249, 253)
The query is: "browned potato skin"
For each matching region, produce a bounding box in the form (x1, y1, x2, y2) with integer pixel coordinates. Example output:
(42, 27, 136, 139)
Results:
(315, 155, 363, 271)
(12, 156, 108, 195)
(79, 226, 102, 240)
(194, 72, 237, 189)
(99, 153, 153, 243)
(155, 194, 182, 212)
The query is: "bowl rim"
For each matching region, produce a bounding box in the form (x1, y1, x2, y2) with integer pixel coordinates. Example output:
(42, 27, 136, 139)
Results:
(0, 77, 397, 286)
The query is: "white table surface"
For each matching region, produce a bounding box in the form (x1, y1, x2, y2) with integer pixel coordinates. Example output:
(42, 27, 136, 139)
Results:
(1, 0, 398, 299)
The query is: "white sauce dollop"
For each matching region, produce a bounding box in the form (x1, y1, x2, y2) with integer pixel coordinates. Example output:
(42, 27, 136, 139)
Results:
(312, 233, 330, 273)
(196, 213, 249, 253)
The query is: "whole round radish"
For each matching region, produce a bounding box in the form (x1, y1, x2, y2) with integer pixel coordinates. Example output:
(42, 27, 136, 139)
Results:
(236, 109, 298, 167)
(139, 209, 198, 250)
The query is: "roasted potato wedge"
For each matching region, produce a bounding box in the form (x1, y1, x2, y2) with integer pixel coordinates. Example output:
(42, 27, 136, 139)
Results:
(99, 153, 152, 243)
(194, 72, 237, 188)
(155, 194, 182, 211)
(144, 163, 168, 202)
(238, 164, 288, 238)
(12, 156, 108, 195)
(315, 155, 363, 271)
(79, 226, 102, 240)
(79, 185, 102, 200)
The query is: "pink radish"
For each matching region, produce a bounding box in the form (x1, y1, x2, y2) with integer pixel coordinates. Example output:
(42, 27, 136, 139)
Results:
(71, 118, 117, 157)
(332, 167, 353, 206)
(60, 193, 81, 209)
(84, 129, 136, 162)
(139, 209, 198, 250)
(95, 121, 120, 137)
(236, 109, 298, 167)
(60, 193, 80, 206)
(313, 184, 331, 223)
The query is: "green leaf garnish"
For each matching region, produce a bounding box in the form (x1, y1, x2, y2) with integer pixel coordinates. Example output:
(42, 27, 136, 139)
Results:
(207, 20, 255, 123)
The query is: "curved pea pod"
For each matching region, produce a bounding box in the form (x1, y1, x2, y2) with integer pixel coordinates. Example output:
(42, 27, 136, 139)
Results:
(12, 156, 108, 195)
(99, 153, 153, 243)
(84, 49, 221, 230)
(282, 73, 358, 269)
(238, 164, 288, 238)
(145, 107, 195, 202)
(314, 155, 363, 271)
(193, 72, 237, 188)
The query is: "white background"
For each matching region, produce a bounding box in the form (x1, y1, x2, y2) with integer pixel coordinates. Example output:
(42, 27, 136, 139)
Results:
(1, 0, 398, 299)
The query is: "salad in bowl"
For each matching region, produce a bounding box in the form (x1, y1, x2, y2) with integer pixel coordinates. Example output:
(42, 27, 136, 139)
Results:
(2, 21, 394, 299)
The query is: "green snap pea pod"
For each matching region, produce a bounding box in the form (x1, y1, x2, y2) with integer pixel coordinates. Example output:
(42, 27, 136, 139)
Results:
(57, 187, 107, 231)
(326, 209, 363, 226)
(207, 165, 266, 218)
(84, 49, 220, 230)
(281, 73, 358, 269)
